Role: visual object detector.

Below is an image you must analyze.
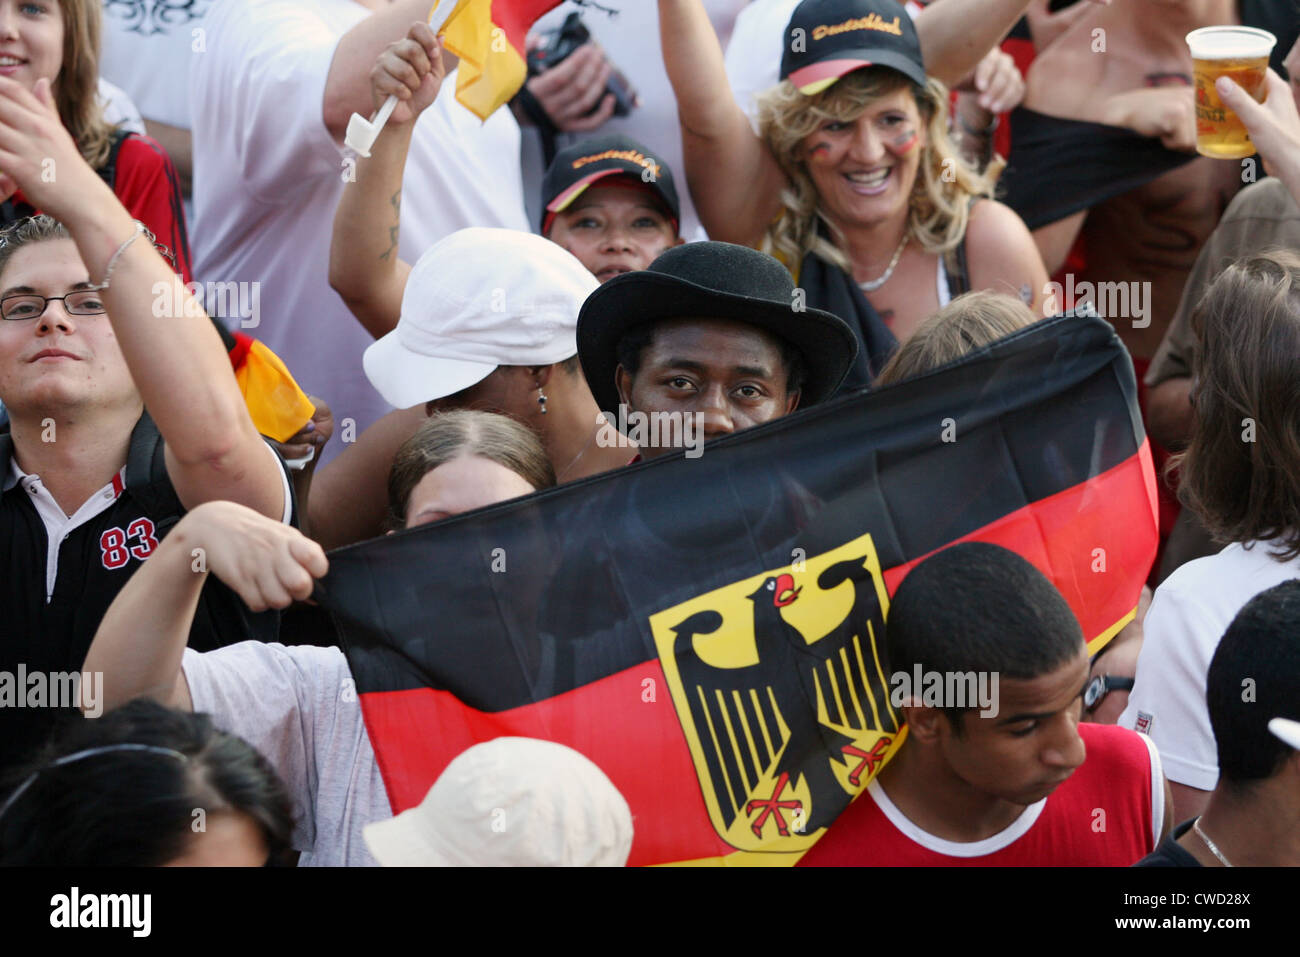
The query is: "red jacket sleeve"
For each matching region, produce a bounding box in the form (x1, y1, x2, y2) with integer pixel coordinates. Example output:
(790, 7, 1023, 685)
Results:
(111, 134, 194, 284)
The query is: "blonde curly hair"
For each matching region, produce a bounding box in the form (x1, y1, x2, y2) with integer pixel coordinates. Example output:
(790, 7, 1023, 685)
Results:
(756, 68, 1002, 273)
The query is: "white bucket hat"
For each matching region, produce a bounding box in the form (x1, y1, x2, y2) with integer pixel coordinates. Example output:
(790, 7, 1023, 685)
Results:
(363, 228, 599, 410)
(362, 737, 634, 867)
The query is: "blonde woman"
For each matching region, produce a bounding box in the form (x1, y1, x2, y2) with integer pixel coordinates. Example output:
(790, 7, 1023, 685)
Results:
(659, 0, 1048, 388)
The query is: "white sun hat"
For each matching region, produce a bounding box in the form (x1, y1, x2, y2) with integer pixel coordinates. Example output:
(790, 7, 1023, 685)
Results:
(363, 228, 598, 410)
(362, 737, 634, 867)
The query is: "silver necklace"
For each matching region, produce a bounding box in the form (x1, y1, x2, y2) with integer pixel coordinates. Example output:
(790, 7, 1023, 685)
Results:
(857, 235, 909, 293)
(1193, 819, 1233, 866)
(557, 427, 599, 482)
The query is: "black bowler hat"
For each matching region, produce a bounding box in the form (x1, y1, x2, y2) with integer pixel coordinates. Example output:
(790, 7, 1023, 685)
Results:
(576, 241, 859, 415)
(780, 0, 927, 95)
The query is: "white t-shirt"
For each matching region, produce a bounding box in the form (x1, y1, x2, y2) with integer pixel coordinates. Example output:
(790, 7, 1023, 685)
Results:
(520, 0, 749, 239)
(100, 0, 211, 225)
(98, 78, 145, 137)
(182, 642, 389, 866)
(100, 0, 212, 130)
(725, 0, 923, 128)
(1120, 540, 1300, 790)
(190, 0, 529, 464)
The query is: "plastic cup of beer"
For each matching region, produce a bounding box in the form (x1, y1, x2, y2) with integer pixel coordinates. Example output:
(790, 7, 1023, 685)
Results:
(1186, 26, 1276, 159)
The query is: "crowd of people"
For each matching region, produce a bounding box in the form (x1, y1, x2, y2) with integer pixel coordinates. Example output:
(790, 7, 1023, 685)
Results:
(0, 0, 1299, 868)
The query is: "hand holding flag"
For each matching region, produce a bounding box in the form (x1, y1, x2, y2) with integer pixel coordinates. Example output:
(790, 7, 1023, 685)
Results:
(369, 22, 448, 128)
(346, 0, 562, 155)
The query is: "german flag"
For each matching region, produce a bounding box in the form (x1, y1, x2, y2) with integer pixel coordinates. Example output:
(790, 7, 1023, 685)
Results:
(211, 321, 315, 443)
(318, 310, 1158, 866)
(437, 0, 563, 120)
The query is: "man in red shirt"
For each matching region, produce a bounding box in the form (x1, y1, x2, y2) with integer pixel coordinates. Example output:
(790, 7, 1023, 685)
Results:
(800, 542, 1172, 865)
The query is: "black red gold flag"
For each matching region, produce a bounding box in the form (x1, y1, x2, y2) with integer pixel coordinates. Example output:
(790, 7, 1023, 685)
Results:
(318, 310, 1158, 865)
(440, 0, 565, 120)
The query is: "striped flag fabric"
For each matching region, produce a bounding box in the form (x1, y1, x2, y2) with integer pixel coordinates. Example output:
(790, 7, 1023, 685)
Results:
(317, 309, 1158, 865)
(438, 0, 563, 120)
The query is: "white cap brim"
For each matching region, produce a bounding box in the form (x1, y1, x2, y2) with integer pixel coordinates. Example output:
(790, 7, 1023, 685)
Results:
(1269, 717, 1300, 751)
(363, 330, 496, 410)
(363, 812, 456, 867)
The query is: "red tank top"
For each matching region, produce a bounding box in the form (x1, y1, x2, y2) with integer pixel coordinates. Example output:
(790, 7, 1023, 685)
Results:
(798, 724, 1160, 866)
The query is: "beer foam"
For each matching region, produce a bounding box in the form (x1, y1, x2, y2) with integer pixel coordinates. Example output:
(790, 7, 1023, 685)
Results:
(1186, 27, 1276, 60)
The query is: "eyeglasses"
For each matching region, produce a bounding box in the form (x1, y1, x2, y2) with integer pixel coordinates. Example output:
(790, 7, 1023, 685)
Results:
(0, 290, 108, 322)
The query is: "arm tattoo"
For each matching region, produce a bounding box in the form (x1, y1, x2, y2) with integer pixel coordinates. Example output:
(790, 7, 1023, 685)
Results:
(379, 188, 401, 262)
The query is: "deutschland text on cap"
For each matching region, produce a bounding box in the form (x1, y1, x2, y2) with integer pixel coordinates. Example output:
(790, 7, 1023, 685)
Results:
(780, 0, 926, 95)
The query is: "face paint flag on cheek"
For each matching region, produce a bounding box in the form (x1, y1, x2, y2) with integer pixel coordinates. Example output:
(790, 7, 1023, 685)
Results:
(809, 142, 833, 160)
(892, 131, 919, 155)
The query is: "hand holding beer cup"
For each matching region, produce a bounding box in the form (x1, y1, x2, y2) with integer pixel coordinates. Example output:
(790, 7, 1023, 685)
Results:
(1187, 26, 1276, 159)
(1217, 68, 1300, 203)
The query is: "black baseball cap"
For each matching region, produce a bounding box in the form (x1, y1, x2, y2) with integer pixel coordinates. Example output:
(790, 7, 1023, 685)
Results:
(780, 0, 927, 95)
(576, 241, 858, 416)
(540, 134, 681, 236)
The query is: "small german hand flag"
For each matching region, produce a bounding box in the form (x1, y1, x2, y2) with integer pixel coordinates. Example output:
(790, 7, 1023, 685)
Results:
(438, 0, 563, 120)
(211, 318, 315, 443)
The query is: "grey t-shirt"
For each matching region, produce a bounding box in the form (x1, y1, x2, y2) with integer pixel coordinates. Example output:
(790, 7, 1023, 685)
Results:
(181, 642, 391, 866)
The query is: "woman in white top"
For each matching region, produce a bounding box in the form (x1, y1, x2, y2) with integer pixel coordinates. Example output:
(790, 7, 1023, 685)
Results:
(1121, 250, 1300, 824)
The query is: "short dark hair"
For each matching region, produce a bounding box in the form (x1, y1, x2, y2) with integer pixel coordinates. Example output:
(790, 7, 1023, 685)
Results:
(0, 699, 295, 866)
(1176, 250, 1300, 559)
(885, 542, 1085, 732)
(614, 320, 807, 396)
(1208, 580, 1300, 785)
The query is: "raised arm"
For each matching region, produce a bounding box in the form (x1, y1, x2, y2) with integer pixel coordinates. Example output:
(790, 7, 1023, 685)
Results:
(84, 502, 328, 714)
(0, 77, 284, 519)
(330, 23, 446, 338)
(323, 0, 446, 141)
(658, 0, 786, 245)
(915, 0, 1109, 87)
(914, 0, 1031, 86)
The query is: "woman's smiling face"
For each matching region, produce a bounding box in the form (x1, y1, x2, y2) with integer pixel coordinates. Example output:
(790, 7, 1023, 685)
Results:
(0, 0, 65, 93)
(799, 82, 927, 233)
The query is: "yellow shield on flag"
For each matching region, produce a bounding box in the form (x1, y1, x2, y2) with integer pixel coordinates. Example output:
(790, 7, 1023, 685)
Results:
(650, 533, 905, 855)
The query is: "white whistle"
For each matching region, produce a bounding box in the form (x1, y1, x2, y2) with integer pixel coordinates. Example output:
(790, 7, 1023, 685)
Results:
(345, 95, 398, 158)
(344, 0, 458, 158)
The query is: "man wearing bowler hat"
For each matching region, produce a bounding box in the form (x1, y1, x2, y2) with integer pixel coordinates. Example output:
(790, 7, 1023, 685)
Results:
(577, 241, 859, 459)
